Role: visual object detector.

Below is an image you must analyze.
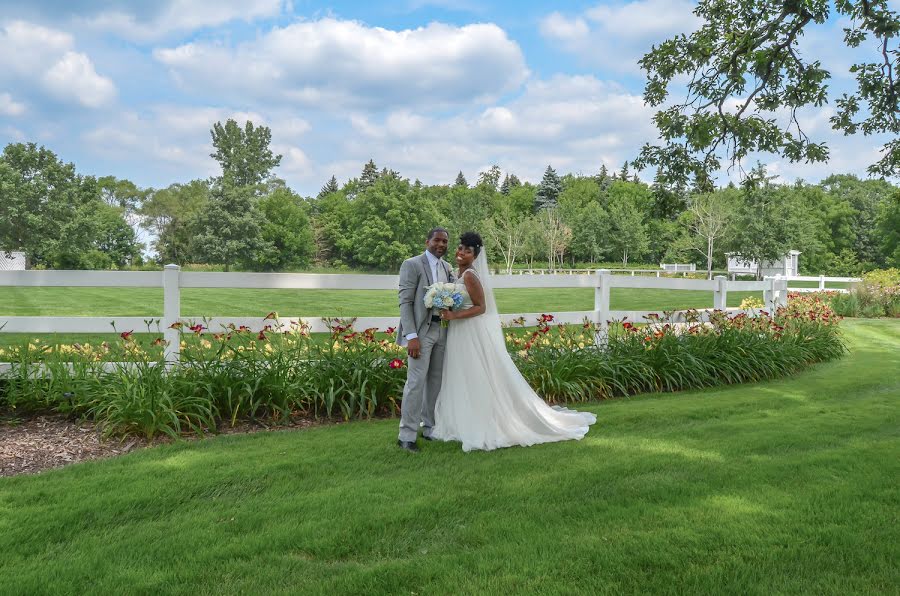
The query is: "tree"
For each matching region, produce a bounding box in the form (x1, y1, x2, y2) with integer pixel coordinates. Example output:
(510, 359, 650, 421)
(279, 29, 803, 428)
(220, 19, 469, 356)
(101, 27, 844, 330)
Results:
(341, 175, 440, 270)
(446, 185, 490, 238)
(608, 195, 649, 266)
(454, 171, 468, 188)
(87, 204, 142, 268)
(210, 119, 282, 188)
(536, 208, 572, 270)
(534, 165, 562, 211)
(477, 165, 502, 190)
(619, 161, 630, 181)
(359, 160, 380, 191)
(139, 180, 209, 264)
(729, 166, 797, 279)
(0, 143, 102, 268)
(482, 199, 528, 273)
(876, 189, 900, 266)
(650, 172, 688, 220)
(190, 184, 272, 271)
(318, 175, 339, 199)
(256, 187, 315, 271)
(820, 174, 895, 267)
(97, 176, 148, 226)
(635, 0, 900, 185)
(683, 192, 733, 279)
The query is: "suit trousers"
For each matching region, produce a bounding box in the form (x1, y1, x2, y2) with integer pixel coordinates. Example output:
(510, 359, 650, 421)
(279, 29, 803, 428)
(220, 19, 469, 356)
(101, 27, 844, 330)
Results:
(398, 322, 447, 442)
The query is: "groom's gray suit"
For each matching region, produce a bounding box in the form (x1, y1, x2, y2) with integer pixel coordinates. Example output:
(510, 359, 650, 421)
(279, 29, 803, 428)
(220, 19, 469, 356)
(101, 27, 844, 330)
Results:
(397, 252, 455, 442)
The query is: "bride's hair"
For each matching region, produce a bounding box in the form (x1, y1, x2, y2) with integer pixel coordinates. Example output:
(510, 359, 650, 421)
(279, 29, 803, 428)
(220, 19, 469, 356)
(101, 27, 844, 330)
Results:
(459, 231, 483, 257)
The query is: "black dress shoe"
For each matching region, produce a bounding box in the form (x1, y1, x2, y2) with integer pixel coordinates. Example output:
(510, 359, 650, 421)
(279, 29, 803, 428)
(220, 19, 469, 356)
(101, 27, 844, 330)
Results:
(421, 434, 435, 441)
(397, 440, 420, 453)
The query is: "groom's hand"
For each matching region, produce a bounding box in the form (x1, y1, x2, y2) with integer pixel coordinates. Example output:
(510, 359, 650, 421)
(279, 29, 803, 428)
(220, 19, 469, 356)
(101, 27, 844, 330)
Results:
(407, 337, 421, 359)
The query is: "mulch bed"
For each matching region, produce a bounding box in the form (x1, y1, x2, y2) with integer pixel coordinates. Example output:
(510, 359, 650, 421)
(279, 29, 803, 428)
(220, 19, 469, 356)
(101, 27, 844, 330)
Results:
(0, 415, 324, 478)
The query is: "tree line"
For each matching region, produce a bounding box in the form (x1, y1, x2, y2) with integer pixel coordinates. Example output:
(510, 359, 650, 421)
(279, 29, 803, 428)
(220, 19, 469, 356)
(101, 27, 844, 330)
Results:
(1, 118, 898, 277)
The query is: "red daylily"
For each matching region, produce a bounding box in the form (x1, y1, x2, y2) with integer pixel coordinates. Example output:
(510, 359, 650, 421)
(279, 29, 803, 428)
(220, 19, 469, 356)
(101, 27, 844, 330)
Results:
(389, 358, 405, 369)
(120, 330, 134, 340)
(189, 324, 204, 335)
(264, 311, 278, 320)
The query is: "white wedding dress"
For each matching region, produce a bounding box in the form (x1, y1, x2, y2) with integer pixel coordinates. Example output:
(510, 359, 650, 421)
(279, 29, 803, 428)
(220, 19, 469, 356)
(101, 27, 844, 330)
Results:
(432, 251, 597, 452)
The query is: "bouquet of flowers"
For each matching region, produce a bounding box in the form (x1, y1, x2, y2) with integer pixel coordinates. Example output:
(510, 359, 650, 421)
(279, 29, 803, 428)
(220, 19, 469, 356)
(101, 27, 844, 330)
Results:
(424, 282, 464, 327)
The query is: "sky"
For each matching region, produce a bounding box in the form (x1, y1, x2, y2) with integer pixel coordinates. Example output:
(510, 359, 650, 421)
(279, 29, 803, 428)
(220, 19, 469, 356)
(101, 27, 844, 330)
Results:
(0, 0, 896, 196)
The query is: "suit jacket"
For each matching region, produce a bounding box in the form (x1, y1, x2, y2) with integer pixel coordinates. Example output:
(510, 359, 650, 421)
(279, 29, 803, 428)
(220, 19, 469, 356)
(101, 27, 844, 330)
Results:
(396, 252, 455, 345)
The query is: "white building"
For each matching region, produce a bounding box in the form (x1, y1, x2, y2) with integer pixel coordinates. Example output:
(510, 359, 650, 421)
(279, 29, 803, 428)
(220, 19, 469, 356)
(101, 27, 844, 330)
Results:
(0, 251, 26, 271)
(727, 250, 800, 278)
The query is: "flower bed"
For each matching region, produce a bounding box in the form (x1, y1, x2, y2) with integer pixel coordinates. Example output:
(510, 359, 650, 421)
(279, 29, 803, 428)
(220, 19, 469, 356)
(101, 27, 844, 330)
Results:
(1, 299, 846, 439)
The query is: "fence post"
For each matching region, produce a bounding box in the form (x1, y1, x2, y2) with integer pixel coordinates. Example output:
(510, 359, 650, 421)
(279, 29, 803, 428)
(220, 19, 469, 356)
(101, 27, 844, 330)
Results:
(713, 275, 727, 310)
(595, 269, 611, 343)
(765, 277, 777, 315)
(777, 278, 789, 308)
(819, 274, 825, 290)
(163, 264, 181, 364)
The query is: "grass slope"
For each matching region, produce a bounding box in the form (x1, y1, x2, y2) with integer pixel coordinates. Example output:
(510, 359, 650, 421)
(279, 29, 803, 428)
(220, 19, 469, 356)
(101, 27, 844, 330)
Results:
(0, 319, 897, 594)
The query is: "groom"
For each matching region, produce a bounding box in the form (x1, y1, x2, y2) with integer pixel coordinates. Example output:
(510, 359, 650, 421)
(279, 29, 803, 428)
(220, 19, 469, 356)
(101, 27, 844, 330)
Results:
(396, 227, 454, 453)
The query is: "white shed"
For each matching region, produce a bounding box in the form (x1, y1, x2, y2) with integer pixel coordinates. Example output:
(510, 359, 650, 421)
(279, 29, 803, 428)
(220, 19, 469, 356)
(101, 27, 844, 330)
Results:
(727, 250, 800, 278)
(0, 251, 26, 271)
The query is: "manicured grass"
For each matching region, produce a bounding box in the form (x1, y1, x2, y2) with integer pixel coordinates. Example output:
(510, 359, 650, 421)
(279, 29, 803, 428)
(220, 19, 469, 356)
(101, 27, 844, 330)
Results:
(1, 286, 763, 317)
(1, 286, 761, 350)
(1, 319, 897, 594)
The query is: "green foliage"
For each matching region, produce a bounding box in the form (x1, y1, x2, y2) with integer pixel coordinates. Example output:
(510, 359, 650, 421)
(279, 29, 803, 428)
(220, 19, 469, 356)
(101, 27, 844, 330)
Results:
(339, 174, 440, 270)
(139, 180, 209, 265)
(534, 165, 562, 211)
(876, 189, 900, 267)
(256, 187, 315, 270)
(190, 184, 272, 271)
(729, 166, 797, 278)
(636, 0, 899, 184)
(830, 268, 900, 317)
(209, 119, 282, 188)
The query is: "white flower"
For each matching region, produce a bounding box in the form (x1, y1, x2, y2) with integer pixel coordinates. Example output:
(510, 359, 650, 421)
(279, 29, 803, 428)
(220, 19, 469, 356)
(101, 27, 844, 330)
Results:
(442, 296, 454, 307)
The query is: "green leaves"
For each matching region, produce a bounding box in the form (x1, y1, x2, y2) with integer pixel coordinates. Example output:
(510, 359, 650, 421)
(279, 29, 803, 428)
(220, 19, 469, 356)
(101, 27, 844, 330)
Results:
(638, 0, 900, 184)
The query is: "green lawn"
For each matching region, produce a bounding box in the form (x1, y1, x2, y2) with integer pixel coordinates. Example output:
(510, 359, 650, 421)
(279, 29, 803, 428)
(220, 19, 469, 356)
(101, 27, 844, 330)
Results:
(1, 319, 897, 594)
(1, 286, 763, 350)
(1, 286, 764, 317)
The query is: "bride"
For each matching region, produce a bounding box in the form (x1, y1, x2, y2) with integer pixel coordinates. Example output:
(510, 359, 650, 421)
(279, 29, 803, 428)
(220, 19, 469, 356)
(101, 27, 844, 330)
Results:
(431, 231, 597, 452)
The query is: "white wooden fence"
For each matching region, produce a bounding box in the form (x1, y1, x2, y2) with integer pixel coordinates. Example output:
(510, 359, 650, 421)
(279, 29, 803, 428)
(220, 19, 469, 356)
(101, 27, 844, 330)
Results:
(1, 266, 789, 364)
(768, 275, 861, 294)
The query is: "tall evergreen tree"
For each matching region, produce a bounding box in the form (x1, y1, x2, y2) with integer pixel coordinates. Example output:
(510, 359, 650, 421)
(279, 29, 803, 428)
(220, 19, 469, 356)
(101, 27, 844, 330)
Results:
(360, 159, 379, 190)
(500, 173, 511, 195)
(318, 175, 339, 198)
(534, 165, 562, 211)
(454, 171, 468, 188)
(619, 161, 630, 181)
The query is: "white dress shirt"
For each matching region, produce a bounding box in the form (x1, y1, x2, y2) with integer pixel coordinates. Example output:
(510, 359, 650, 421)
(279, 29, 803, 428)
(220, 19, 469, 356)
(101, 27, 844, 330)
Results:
(406, 251, 445, 341)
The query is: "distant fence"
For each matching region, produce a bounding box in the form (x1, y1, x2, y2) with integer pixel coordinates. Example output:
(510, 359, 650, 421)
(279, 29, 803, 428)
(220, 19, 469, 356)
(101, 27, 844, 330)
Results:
(1, 267, 791, 364)
(768, 275, 861, 294)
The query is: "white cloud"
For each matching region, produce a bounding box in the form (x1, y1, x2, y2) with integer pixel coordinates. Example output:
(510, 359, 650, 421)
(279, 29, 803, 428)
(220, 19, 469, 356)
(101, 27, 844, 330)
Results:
(539, 12, 589, 48)
(0, 20, 116, 109)
(540, 0, 701, 73)
(154, 18, 529, 109)
(339, 74, 656, 185)
(42, 51, 116, 107)
(81, 104, 316, 184)
(78, 0, 284, 41)
(0, 92, 26, 116)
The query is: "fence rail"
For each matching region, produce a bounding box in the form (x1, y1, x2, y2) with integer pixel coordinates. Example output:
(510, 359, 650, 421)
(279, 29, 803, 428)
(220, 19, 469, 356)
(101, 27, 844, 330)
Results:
(2, 267, 791, 364)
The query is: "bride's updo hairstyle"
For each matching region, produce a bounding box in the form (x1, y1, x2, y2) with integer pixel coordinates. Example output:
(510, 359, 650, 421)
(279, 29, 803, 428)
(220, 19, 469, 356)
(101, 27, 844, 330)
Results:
(459, 231, 483, 257)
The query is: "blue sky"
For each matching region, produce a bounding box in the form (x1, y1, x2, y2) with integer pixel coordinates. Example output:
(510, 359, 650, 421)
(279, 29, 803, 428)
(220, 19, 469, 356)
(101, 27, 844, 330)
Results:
(0, 0, 895, 196)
